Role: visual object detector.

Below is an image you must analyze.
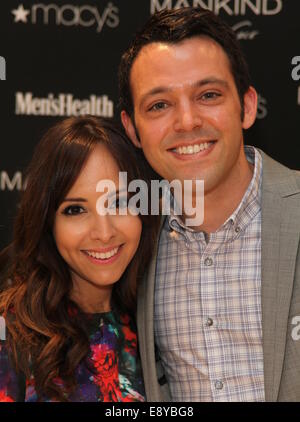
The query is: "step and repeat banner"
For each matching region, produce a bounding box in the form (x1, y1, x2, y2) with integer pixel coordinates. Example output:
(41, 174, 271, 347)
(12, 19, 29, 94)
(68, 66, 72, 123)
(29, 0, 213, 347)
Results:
(0, 0, 299, 250)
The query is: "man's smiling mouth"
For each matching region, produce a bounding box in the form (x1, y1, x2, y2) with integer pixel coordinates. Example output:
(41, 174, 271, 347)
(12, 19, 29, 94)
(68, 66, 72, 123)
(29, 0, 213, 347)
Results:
(169, 141, 216, 155)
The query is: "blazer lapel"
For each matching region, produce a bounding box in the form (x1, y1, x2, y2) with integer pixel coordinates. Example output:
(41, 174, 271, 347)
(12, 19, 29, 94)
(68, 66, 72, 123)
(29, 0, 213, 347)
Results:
(137, 216, 166, 401)
(137, 247, 158, 399)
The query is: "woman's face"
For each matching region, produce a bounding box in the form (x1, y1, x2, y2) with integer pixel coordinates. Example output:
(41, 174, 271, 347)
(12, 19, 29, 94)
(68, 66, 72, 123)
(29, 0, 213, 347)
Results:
(53, 144, 142, 311)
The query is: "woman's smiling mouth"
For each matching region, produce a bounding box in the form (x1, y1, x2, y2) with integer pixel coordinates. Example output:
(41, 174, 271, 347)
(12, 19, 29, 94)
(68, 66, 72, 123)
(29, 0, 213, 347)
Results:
(82, 245, 123, 264)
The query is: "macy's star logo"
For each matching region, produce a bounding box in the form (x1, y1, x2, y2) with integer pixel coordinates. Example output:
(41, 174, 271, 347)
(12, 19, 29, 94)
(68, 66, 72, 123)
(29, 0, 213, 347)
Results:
(11, 4, 30, 23)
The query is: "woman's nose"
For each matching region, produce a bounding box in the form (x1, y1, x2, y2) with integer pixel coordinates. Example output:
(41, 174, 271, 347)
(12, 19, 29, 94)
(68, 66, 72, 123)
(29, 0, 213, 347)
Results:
(89, 214, 116, 243)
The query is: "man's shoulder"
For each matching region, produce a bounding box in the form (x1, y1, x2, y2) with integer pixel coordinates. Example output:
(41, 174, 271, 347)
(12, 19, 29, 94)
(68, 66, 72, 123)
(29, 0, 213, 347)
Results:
(259, 150, 300, 238)
(259, 149, 300, 197)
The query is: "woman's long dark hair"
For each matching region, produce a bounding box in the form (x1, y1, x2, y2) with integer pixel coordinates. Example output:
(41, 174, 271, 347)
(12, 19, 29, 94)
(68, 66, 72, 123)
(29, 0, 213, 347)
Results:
(0, 116, 160, 401)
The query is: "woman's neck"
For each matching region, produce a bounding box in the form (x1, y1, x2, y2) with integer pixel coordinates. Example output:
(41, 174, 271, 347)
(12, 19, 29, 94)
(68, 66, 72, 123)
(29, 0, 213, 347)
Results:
(70, 276, 112, 314)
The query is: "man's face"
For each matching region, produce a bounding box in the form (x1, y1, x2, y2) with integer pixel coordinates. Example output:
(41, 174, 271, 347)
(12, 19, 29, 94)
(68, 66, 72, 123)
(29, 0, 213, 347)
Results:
(121, 36, 257, 195)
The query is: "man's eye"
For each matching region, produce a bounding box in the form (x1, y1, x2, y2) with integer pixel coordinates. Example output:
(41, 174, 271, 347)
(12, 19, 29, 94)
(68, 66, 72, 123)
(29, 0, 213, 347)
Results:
(62, 205, 85, 215)
(201, 92, 221, 100)
(149, 102, 168, 111)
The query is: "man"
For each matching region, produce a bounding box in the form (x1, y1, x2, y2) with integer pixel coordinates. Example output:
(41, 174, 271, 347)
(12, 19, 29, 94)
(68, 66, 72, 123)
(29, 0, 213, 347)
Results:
(119, 7, 300, 401)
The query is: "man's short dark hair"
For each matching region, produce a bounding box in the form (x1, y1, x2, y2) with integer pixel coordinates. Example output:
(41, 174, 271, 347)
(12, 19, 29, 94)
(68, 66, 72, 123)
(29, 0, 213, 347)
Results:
(118, 7, 251, 118)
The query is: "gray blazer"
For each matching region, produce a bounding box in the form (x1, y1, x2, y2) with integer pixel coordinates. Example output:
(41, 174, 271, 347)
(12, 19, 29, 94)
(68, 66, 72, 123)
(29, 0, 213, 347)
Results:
(137, 151, 300, 402)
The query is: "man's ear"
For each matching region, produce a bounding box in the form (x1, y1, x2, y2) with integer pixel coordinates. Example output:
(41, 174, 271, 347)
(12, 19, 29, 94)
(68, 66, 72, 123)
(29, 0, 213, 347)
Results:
(242, 86, 258, 130)
(121, 110, 141, 148)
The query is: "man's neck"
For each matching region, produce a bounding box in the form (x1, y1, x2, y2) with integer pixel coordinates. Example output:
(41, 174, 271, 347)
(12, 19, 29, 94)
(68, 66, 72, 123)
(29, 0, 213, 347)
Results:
(182, 157, 254, 234)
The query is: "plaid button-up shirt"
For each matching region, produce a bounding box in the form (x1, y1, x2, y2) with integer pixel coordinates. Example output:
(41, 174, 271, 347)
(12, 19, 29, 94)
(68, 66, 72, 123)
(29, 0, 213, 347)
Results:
(154, 146, 265, 402)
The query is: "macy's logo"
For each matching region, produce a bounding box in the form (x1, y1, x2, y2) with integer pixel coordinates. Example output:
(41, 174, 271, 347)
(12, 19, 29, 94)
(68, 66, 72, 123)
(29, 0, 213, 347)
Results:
(11, 2, 119, 32)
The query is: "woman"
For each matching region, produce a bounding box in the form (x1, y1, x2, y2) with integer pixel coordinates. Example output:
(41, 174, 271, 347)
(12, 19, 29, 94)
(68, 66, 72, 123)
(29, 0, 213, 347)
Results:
(0, 116, 159, 402)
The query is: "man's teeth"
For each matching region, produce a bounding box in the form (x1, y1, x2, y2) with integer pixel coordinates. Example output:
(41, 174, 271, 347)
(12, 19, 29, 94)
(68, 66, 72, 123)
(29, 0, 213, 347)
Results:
(86, 247, 119, 260)
(175, 142, 212, 155)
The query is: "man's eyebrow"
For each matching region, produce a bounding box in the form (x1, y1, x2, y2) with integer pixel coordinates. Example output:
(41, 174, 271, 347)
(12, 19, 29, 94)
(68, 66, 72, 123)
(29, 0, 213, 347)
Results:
(140, 78, 229, 104)
(140, 86, 172, 104)
(193, 78, 229, 89)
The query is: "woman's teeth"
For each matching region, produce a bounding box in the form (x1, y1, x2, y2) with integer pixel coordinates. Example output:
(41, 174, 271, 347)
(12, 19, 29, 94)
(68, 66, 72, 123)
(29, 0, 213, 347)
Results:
(85, 247, 119, 260)
(175, 142, 213, 155)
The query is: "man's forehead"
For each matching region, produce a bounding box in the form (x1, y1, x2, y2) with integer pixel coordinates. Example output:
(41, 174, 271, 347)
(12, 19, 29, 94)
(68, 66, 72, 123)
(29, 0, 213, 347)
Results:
(129, 37, 233, 97)
(133, 35, 226, 63)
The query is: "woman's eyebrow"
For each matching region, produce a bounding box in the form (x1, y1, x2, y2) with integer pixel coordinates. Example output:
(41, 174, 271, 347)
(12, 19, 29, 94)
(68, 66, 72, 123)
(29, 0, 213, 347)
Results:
(62, 189, 129, 202)
(61, 198, 88, 203)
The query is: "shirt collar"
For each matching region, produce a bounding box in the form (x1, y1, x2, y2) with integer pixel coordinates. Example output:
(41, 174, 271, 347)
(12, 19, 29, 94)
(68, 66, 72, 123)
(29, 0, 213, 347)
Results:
(166, 146, 262, 238)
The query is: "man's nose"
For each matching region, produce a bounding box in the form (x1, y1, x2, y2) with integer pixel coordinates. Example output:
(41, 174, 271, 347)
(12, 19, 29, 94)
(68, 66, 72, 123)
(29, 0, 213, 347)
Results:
(89, 214, 116, 243)
(173, 100, 203, 132)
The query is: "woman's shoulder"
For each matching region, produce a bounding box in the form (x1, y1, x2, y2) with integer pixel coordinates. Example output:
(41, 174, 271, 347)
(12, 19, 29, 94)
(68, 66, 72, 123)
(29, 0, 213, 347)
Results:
(0, 311, 23, 402)
(0, 338, 19, 402)
(0, 338, 11, 370)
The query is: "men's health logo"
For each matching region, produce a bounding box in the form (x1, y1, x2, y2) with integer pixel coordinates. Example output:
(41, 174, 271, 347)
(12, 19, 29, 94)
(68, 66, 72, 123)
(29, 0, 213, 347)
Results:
(0, 56, 6, 80)
(11, 2, 119, 33)
(150, 0, 283, 16)
(15, 92, 114, 117)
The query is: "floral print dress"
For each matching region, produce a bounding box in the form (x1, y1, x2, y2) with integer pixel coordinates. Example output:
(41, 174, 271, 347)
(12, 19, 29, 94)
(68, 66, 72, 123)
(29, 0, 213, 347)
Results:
(0, 312, 145, 402)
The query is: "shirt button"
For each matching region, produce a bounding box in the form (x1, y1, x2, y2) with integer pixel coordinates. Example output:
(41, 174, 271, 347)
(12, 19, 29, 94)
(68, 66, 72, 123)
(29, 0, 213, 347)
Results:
(205, 318, 213, 327)
(215, 380, 224, 390)
(204, 257, 213, 266)
(235, 226, 241, 233)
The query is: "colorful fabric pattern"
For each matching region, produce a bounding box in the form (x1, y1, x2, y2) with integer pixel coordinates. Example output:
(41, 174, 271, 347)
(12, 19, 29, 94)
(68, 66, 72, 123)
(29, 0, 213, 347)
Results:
(0, 312, 145, 402)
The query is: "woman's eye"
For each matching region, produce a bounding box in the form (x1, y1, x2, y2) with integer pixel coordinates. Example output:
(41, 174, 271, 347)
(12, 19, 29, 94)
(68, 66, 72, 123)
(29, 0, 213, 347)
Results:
(62, 205, 85, 215)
